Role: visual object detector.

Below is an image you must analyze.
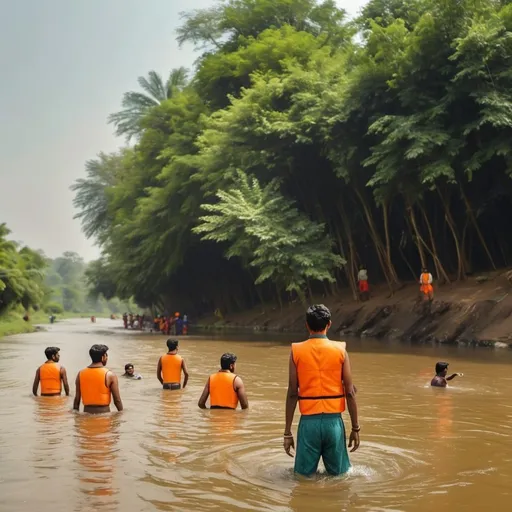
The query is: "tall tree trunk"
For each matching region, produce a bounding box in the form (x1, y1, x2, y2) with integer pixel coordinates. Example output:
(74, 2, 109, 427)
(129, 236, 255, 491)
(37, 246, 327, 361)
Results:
(381, 198, 396, 283)
(275, 284, 283, 311)
(336, 202, 359, 301)
(419, 203, 451, 284)
(398, 231, 418, 280)
(495, 227, 508, 266)
(306, 280, 313, 302)
(460, 186, 496, 270)
(407, 202, 427, 268)
(437, 187, 466, 280)
(354, 187, 398, 289)
(334, 223, 358, 301)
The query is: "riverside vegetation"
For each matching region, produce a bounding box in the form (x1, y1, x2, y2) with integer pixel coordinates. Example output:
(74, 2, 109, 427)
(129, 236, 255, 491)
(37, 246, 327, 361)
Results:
(0, 224, 134, 336)
(69, 0, 512, 321)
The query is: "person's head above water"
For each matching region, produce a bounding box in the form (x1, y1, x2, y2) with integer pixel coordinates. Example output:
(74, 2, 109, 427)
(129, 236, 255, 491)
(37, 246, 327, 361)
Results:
(306, 304, 332, 333)
(124, 363, 135, 376)
(435, 361, 449, 376)
(166, 339, 179, 352)
(89, 344, 109, 365)
(220, 353, 237, 372)
(44, 346, 60, 362)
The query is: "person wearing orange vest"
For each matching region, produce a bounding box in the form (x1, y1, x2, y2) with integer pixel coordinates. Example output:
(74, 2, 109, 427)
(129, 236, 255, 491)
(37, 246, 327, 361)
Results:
(420, 267, 434, 301)
(198, 353, 249, 410)
(32, 346, 70, 396)
(73, 344, 123, 414)
(157, 339, 189, 390)
(283, 304, 360, 476)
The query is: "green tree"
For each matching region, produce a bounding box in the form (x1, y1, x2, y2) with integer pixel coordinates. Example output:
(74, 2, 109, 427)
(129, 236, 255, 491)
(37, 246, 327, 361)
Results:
(108, 68, 188, 140)
(194, 171, 344, 302)
(0, 224, 47, 314)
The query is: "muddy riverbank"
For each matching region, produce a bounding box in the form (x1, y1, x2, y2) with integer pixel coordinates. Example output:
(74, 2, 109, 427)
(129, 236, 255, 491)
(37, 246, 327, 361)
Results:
(198, 269, 512, 348)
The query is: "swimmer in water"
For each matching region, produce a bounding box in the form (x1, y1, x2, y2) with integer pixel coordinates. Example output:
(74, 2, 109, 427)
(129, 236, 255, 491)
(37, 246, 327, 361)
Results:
(284, 305, 359, 476)
(123, 363, 142, 380)
(157, 339, 189, 390)
(73, 344, 123, 414)
(431, 361, 463, 387)
(32, 346, 70, 396)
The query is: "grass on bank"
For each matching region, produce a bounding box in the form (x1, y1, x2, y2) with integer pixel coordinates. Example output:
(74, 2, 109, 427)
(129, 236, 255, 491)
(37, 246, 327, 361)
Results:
(0, 309, 111, 338)
(0, 311, 38, 337)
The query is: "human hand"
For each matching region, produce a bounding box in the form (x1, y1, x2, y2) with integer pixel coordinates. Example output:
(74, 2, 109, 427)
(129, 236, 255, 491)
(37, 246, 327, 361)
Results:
(348, 430, 360, 453)
(284, 435, 295, 457)
(458, 373, 464, 377)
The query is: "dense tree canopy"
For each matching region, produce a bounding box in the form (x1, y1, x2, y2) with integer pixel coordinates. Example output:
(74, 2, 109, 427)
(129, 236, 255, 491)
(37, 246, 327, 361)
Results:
(73, 0, 512, 315)
(0, 224, 133, 317)
(0, 224, 47, 314)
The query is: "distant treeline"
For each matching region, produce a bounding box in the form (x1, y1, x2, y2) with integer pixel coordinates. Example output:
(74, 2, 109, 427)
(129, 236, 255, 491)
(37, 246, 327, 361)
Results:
(0, 223, 133, 316)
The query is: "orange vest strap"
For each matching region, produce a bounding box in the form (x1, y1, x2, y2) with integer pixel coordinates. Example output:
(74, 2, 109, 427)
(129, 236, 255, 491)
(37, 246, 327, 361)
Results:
(299, 394, 345, 400)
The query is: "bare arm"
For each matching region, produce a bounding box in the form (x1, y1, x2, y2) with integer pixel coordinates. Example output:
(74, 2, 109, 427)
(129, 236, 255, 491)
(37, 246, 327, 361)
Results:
(156, 357, 163, 385)
(198, 379, 210, 409)
(283, 352, 298, 457)
(73, 373, 81, 410)
(446, 373, 461, 381)
(109, 372, 123, 411)
(234, 376, 248, 410)
(182, 359, 189, 389)
(61, 366, 70, 396)
(32, 368, 40, 396)
(342, 352, 360, 452)
(285, 352, 298, 434)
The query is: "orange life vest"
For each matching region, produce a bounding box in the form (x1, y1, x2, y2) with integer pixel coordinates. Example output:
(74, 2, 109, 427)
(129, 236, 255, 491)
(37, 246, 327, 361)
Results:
(209, 371, 239, 409)
(79, 367, 111, 406)
(291, 337, 346, 415)
(39, 362, 62, 395)
(421, 273, 431, 285)
(161, 353, 182, 384)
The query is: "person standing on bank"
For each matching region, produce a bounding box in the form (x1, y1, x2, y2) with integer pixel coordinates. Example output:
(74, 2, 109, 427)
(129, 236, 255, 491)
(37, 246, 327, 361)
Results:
(357, 265, 369, 301)
(198, 353, 249, 410)
(157, 339, 189, 390)
(33, 346, 70, 396)
(73, 344, 123, 414)
(420, 268, 434, 302)
(283, 304, 360, 476)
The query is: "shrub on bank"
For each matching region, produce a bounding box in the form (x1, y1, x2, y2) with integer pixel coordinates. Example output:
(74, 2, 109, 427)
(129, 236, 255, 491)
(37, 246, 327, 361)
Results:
(44, 302, 64, 315)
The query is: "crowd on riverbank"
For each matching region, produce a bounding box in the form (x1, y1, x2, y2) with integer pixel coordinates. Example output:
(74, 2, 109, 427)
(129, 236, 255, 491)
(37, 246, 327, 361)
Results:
(122, 312, 189, 335)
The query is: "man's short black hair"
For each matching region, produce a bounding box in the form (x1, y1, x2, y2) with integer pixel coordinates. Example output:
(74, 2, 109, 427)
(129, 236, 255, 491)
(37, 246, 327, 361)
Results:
(306, 304, 331, 332)
(125, 363, 134, 371)
(89, 344, 109, 363)
(167, 339, 179, 351)
(45, 346, 60, 360)
(220, 353, 237, 370)
(435, 361, 449, 374)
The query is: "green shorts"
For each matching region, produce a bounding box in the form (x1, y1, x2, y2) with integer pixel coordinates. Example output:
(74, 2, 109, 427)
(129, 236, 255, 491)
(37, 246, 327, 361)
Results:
(294, 413, 351, 476)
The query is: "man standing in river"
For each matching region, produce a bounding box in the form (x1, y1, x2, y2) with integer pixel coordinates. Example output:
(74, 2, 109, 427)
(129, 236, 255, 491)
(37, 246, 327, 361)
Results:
(73, 344, 123, 413)
(32, 346, 70, 396)
(283, 304, 360, 476)
(198, 353, 249, 410)
(157, 339, 189, 390)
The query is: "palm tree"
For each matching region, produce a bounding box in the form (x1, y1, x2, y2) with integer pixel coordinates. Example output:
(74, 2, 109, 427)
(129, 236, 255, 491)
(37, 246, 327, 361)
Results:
(108, 67, 188, 141)
(71, 151, 125, 242)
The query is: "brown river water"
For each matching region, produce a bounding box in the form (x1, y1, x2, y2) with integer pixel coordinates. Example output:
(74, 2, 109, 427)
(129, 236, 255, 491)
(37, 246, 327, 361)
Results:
(1, 318, 512, 512)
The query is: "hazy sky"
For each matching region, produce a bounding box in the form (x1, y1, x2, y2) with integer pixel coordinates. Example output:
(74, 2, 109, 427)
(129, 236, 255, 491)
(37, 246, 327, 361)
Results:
(0, 0, 368, 261)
